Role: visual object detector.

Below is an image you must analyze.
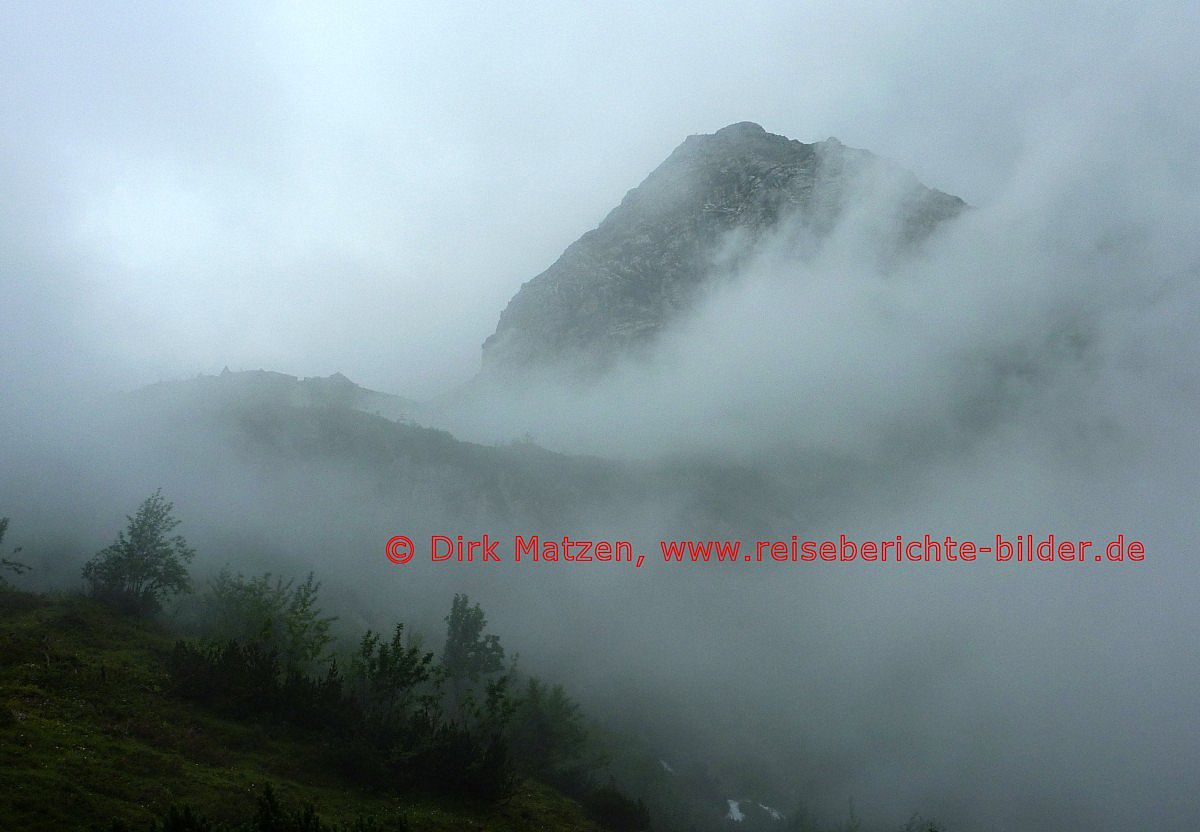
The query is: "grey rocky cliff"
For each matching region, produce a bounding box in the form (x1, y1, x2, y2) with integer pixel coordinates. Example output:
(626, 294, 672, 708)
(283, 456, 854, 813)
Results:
(481, 122, 965, 377)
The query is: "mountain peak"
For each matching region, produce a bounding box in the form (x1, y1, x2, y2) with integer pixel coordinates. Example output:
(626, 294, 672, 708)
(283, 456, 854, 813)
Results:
(480, 126, 965, 377)
(713, 121, 766, 137)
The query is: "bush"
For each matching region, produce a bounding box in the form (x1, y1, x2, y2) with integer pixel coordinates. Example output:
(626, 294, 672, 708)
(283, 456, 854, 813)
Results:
(168, 639, 359, 733)
(198, 570, 336, 669)
(350, 624, 434, 730)
(168, 640, 286, 719)
(167, 634, 515, 802)
(391, 712, 516, 802)
(581, 780, 651, 832)
(441, 594, 504, 715)
(507, 677, 596, 785)
(164, 583, 521, 805)
(82, 491, 195, 615)
(106, 784, 395, 831)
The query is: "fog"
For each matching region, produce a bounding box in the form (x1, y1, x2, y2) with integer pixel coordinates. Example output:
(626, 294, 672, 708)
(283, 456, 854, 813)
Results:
(8, 1, 1197, 399)
(3, 2, 1200, 831)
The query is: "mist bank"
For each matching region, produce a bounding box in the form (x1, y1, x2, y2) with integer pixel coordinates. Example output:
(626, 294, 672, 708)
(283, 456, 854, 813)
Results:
(4, 236, 1198, 832)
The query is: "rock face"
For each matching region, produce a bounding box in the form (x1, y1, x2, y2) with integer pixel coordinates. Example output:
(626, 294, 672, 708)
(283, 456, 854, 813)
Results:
(481, 122, 965, 377)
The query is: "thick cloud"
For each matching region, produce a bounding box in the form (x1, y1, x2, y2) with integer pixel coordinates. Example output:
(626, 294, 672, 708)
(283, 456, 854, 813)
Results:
(4, 1, 1196, 398)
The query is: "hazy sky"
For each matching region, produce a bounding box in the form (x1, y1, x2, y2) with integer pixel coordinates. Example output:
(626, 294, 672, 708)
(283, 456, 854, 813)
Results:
(4, 1, 1197, 398)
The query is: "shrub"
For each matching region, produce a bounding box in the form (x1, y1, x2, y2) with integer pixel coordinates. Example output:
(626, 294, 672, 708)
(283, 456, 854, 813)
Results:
(350, 623, 434, 730)
(441, 594, 504, 714)
(0, 517, 30, 587)
(82, 491, 195, 615)
(107, 784, 395, 831)
(581, 780, 651, 832)
(392, 712, 516, 802)
(168, 640, 285, 719)
(167, 634, 515, 802)
(279, 661, 357, 732)
(165, 581, 520, 805)
(507, 677, 595, 785)
(199, 570, 336, 669)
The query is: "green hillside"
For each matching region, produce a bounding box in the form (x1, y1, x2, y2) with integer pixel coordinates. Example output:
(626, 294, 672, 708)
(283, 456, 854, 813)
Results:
(0, 589, 604, 832)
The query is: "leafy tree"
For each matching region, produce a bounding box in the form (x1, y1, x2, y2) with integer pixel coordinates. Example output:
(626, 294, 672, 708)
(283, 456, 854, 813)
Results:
(393, 712, 517, 801)
(82, 490, 195, 614)
(507, 677, 594, 782)
(351, 623, 435, 725)
(199, 569, 336, 668)
(0, 517, 30, 587)
(441, 593, 505, 712)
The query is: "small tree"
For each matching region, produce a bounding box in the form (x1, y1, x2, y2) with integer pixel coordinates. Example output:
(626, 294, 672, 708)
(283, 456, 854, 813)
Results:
(442, 594, 505, 714)
(82, 490, 195, 614)
(199, 569, 336, 669)
(0, 517, 30, 587)
(507, 677, 594, 783)
(352, 623, 435, 726)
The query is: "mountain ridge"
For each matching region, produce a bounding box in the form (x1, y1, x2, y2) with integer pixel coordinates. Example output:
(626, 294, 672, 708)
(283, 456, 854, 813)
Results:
(132, 369, 420, 423)
(481, 122, 966, 377)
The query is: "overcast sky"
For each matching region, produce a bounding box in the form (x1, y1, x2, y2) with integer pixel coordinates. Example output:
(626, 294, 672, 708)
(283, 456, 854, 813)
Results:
(3, 1, 1198, 399)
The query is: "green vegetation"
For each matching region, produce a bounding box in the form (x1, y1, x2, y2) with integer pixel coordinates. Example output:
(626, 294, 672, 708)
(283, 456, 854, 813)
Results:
(107, 785, 390, 831)
(82, 491, 196, 615)
(351, 624, 435, 728)
(0, 588, 608, 832)
(0, 517, 30, 586)
(193, 569, 337, 669)
(508, 678, 594, 786)
(2, 493, 944, 832)
(0, 491, 643, 831)
(441, 593, 506, 716)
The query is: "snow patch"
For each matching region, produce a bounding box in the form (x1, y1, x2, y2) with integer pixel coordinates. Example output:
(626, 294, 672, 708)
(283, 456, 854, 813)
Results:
(758, 803, 783, 820)
(726, 799, 745, 822)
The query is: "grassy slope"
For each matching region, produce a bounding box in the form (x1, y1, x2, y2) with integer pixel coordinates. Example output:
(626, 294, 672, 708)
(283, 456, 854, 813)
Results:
(0, 589, 603, 832)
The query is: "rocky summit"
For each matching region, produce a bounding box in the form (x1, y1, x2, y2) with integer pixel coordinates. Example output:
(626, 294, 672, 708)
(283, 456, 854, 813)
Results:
(480, 122, 965, 377)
